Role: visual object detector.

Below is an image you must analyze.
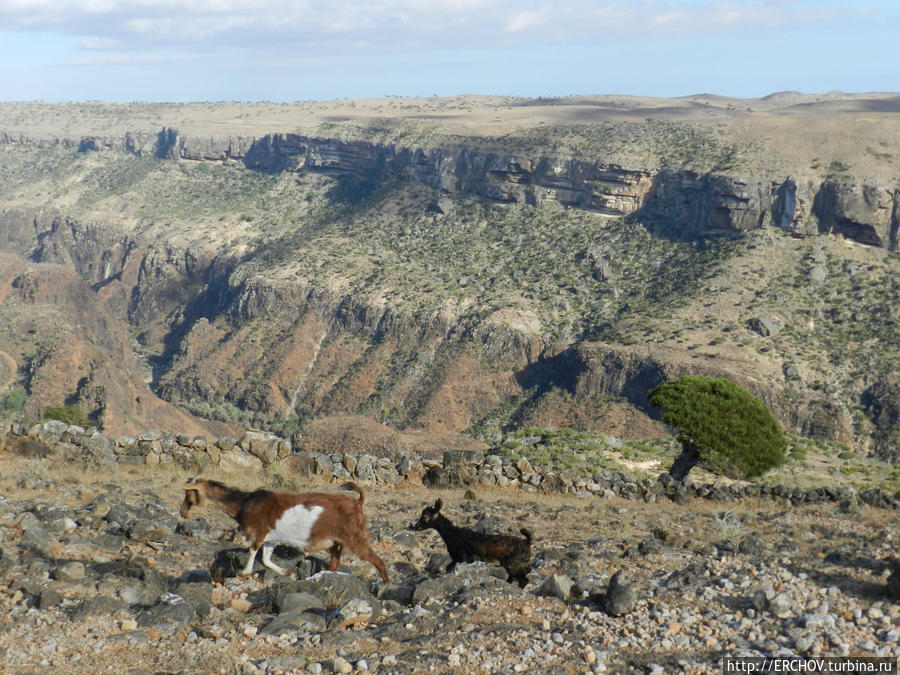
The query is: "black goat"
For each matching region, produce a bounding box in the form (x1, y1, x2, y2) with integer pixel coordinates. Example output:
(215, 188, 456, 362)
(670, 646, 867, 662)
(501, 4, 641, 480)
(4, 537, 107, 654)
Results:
(410, 499, 532, 587)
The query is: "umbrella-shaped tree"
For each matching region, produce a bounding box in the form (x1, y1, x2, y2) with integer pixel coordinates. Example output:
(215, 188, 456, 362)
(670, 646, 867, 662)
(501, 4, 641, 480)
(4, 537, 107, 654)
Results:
(648, 375, 786, 481)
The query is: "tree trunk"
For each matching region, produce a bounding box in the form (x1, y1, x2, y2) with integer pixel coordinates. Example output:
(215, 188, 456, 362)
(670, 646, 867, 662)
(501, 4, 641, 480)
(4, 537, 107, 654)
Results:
(668, 443, 700, 481)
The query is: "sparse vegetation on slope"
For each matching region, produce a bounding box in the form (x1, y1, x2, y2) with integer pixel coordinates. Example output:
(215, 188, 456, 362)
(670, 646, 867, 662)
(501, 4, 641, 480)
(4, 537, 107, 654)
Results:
(0, 98, 897, 459)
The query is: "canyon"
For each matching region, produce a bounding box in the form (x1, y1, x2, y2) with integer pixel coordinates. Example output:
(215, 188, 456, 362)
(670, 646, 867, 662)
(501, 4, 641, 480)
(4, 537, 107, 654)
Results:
(0, 94, 897, 458)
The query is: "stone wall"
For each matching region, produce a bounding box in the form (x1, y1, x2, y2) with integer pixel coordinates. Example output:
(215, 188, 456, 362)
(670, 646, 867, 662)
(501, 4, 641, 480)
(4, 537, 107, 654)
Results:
(3, 421, 898, 510)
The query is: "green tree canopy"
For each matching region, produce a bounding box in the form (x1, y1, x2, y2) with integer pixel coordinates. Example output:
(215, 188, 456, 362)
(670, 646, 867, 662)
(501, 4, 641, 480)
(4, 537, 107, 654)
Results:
(648, 375, 786, 480)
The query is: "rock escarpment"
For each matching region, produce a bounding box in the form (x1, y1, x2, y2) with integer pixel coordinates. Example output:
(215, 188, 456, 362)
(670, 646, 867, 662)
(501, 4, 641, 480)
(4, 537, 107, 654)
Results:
(7, 129, 897, 249)
(0, 125, 897, 455)
(237, 131, 898, 248)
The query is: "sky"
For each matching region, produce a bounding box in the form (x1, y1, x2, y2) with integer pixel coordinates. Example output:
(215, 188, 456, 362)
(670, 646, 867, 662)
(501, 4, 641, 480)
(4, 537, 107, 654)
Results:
(0, 0, 897, 102)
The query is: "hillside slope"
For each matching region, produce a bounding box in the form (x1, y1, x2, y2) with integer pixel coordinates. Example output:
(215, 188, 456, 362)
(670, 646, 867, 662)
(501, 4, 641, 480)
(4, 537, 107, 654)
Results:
(0, 94, 897, 457)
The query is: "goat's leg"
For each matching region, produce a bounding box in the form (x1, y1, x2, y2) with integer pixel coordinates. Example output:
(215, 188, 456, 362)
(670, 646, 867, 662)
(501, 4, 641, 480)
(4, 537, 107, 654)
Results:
(345, 540, 390, 583)
(241, 546, 259, 575)
(509, 566, 529, 588)
(327, 542, 344, 571)
(260, 545, 289, 575)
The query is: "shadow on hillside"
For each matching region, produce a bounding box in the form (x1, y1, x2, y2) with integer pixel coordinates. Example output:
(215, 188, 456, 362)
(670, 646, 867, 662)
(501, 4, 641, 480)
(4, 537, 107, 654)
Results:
(514, 348, 581, 394)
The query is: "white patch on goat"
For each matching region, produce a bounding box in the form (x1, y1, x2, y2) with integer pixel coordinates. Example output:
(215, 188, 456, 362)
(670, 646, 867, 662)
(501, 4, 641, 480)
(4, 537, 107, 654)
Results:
(264, 504, 324, 550)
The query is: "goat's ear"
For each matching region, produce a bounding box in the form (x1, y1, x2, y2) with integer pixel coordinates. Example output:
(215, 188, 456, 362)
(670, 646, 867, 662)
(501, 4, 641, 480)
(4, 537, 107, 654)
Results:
(433, 499, 442, 512)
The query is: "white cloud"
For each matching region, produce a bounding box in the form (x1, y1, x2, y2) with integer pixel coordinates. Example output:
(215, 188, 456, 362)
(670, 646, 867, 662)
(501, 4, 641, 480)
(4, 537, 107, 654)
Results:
(67, 51, 178, 64)
(0, 0, 889, 54)
(76, 35, 122, 48)
(505, 8, 549, 33)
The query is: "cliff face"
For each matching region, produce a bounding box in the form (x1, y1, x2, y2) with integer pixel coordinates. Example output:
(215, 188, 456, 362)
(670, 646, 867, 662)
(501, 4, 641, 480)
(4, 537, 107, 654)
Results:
(191, 131, 898, 249)
(23, 129, 897, 249)
(0, 209, 238, 438)
(0, 126, 897, 456)
(237, 132, 894, 248)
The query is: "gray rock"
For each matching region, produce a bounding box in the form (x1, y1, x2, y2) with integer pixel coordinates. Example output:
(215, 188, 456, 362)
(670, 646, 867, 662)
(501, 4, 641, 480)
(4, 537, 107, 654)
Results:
(396, 452, 412, 477)
(37, 420, 69, 444)
(768, 592, 794, 616)
(80, 433, 117, 468)
(295, 571, 377, 609)
(802, 613, 836, 630)
(572, 574, 608, 600)
(738, 539, 765, 556)
(14, 511, 42, 530)
(412, 561, 508, 604)
(355, 454, 377, 483)
(175, 517, 210, 537)
(314, 453, 334, 478)
(38, 587, 63, 609)
(240, 430, 279, 465)
(375, 456, 401, 484)
(71, 596, 130, 621)
(751, 589, 770, 612)
(330, 597, 377, 629)
(172, 582, 213, 618)
(536, 574, 574, 601)
(136, 601, 197, 636)
(125, 518, 173, 543)
(113, 583, 160, 606)
(393, 531, 418, 547)
(261, 610, 327, 635)
(443, 450, 485, 468)
(294, 555, 330, 579)
(20, 526, 56, 559)
(748, 317, 782, 337)
(51, 561, 86, 582)
(277, 591, 326, 615)
(424, 552, 452, 576)
(638, 537, 663, 555)
(794, 635, 815, 653)
(36, 504, 77, 532)
(376, 581, 416, 606)
(216, 436, 238, 451)
(604, 570, 637, 617)
(105, 503, 137, 528)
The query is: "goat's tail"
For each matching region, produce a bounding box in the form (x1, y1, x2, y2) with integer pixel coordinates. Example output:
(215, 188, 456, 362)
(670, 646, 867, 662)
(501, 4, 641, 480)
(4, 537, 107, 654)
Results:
(340, 482, 366, 504)
(520, 527, 533, 545)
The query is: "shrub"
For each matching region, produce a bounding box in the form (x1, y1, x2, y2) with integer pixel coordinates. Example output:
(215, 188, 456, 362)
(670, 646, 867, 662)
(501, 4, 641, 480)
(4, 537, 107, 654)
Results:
(0, 388, 27, 415)
(648, 376, 786, 480)
(41, 404, 92, 428)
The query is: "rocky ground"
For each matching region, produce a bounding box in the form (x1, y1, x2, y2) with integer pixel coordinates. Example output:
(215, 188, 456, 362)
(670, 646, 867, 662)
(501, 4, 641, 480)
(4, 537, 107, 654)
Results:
(1, 453, 898, 675)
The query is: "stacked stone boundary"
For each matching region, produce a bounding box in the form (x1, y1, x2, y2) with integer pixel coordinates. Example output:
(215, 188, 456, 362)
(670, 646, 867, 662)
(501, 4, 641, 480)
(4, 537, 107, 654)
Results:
(3, 420, 899, 511)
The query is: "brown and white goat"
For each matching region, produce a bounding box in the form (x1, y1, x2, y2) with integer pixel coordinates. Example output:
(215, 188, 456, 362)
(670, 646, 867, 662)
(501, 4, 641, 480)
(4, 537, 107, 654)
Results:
(410, 499, 533, 588)
(180, 478, 389, 583)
